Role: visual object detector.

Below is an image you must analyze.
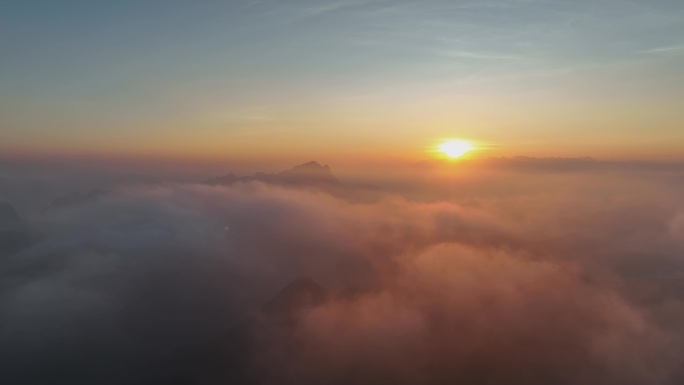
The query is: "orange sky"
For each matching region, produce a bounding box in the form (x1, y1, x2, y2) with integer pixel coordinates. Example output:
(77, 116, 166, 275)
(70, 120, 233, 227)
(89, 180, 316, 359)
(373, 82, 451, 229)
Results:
(2, 1, 683, 164)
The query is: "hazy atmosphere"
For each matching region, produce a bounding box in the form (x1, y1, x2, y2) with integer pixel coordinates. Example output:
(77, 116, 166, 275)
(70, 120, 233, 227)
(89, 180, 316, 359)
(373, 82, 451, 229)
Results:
(3, 0, 684, 162)
(2, 1, 684, 384)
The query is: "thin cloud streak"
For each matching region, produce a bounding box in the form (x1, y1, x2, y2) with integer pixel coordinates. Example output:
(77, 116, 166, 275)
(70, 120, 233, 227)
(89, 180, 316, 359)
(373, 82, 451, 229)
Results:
(640, 44, 684, 54)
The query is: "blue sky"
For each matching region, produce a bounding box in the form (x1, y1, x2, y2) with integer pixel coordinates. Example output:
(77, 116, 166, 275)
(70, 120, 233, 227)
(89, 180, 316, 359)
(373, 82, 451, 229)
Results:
(2, 0, 683, 161)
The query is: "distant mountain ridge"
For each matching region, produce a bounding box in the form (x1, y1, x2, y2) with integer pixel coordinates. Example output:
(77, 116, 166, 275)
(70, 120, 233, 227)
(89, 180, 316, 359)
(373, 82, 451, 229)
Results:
(206, 161, 339, 186)
(205, 161, 383, 203)
(415, 156, 684, 173)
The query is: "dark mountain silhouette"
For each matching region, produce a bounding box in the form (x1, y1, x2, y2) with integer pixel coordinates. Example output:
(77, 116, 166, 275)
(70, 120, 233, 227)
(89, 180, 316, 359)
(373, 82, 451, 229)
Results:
(42, 188, 108, 213)
(481, 156, 600, 172)
(206, 161, 339, 186)
(0, 201, 31, 257)
(279, 161, 338, 184)
(206, 161, 383, 203)
(411, 156, 684, 173)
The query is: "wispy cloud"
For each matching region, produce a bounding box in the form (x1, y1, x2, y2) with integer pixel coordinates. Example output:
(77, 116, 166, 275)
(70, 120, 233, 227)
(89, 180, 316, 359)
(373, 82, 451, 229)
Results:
(300, 0, 379, 17)
(640, 44, 684, 54)
(437, 49, 523, 61)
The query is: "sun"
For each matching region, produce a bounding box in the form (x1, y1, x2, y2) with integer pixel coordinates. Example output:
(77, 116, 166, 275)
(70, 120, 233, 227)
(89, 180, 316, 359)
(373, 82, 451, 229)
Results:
(439, 140, 474, 158)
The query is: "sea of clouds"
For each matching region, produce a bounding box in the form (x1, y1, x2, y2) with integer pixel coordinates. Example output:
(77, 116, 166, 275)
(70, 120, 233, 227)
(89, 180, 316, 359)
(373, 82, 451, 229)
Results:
(1, 159, 684, 384)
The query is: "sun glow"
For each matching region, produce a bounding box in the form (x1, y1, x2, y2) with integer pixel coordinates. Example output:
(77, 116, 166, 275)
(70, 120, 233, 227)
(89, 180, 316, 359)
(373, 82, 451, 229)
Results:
(439, 140, 474, 158)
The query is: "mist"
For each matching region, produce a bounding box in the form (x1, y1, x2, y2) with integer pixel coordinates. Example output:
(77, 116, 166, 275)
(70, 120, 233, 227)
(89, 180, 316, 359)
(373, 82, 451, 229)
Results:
(1, 158, 684, 384)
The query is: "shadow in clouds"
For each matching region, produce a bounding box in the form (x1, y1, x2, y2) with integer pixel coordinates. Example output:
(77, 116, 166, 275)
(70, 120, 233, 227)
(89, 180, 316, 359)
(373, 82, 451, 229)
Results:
(1, 160, 684, 384)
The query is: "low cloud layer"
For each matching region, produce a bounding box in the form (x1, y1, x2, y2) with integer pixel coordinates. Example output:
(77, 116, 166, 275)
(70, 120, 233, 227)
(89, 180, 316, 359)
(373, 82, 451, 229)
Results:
(1, 161, 684, 384)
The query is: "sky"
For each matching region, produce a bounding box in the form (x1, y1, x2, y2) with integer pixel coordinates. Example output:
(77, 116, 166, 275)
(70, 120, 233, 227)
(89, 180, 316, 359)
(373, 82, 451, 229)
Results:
(4, 3, 684, 382)
(2, 0, 684, 164)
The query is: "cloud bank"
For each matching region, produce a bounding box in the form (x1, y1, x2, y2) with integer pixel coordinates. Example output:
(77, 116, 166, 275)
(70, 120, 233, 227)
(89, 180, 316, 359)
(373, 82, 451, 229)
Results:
(1, 161, 684, 384)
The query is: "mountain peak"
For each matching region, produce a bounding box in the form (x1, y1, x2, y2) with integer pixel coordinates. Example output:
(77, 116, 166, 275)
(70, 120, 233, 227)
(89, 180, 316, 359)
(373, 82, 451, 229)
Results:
(279, 161, 337, 184)
(288, 161, 331, 174)
(299, 160, 327, 168)
(206, 161, 340, 187)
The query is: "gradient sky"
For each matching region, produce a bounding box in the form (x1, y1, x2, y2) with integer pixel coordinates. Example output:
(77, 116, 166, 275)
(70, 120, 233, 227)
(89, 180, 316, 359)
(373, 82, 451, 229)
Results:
(2, 0, 683, 163)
